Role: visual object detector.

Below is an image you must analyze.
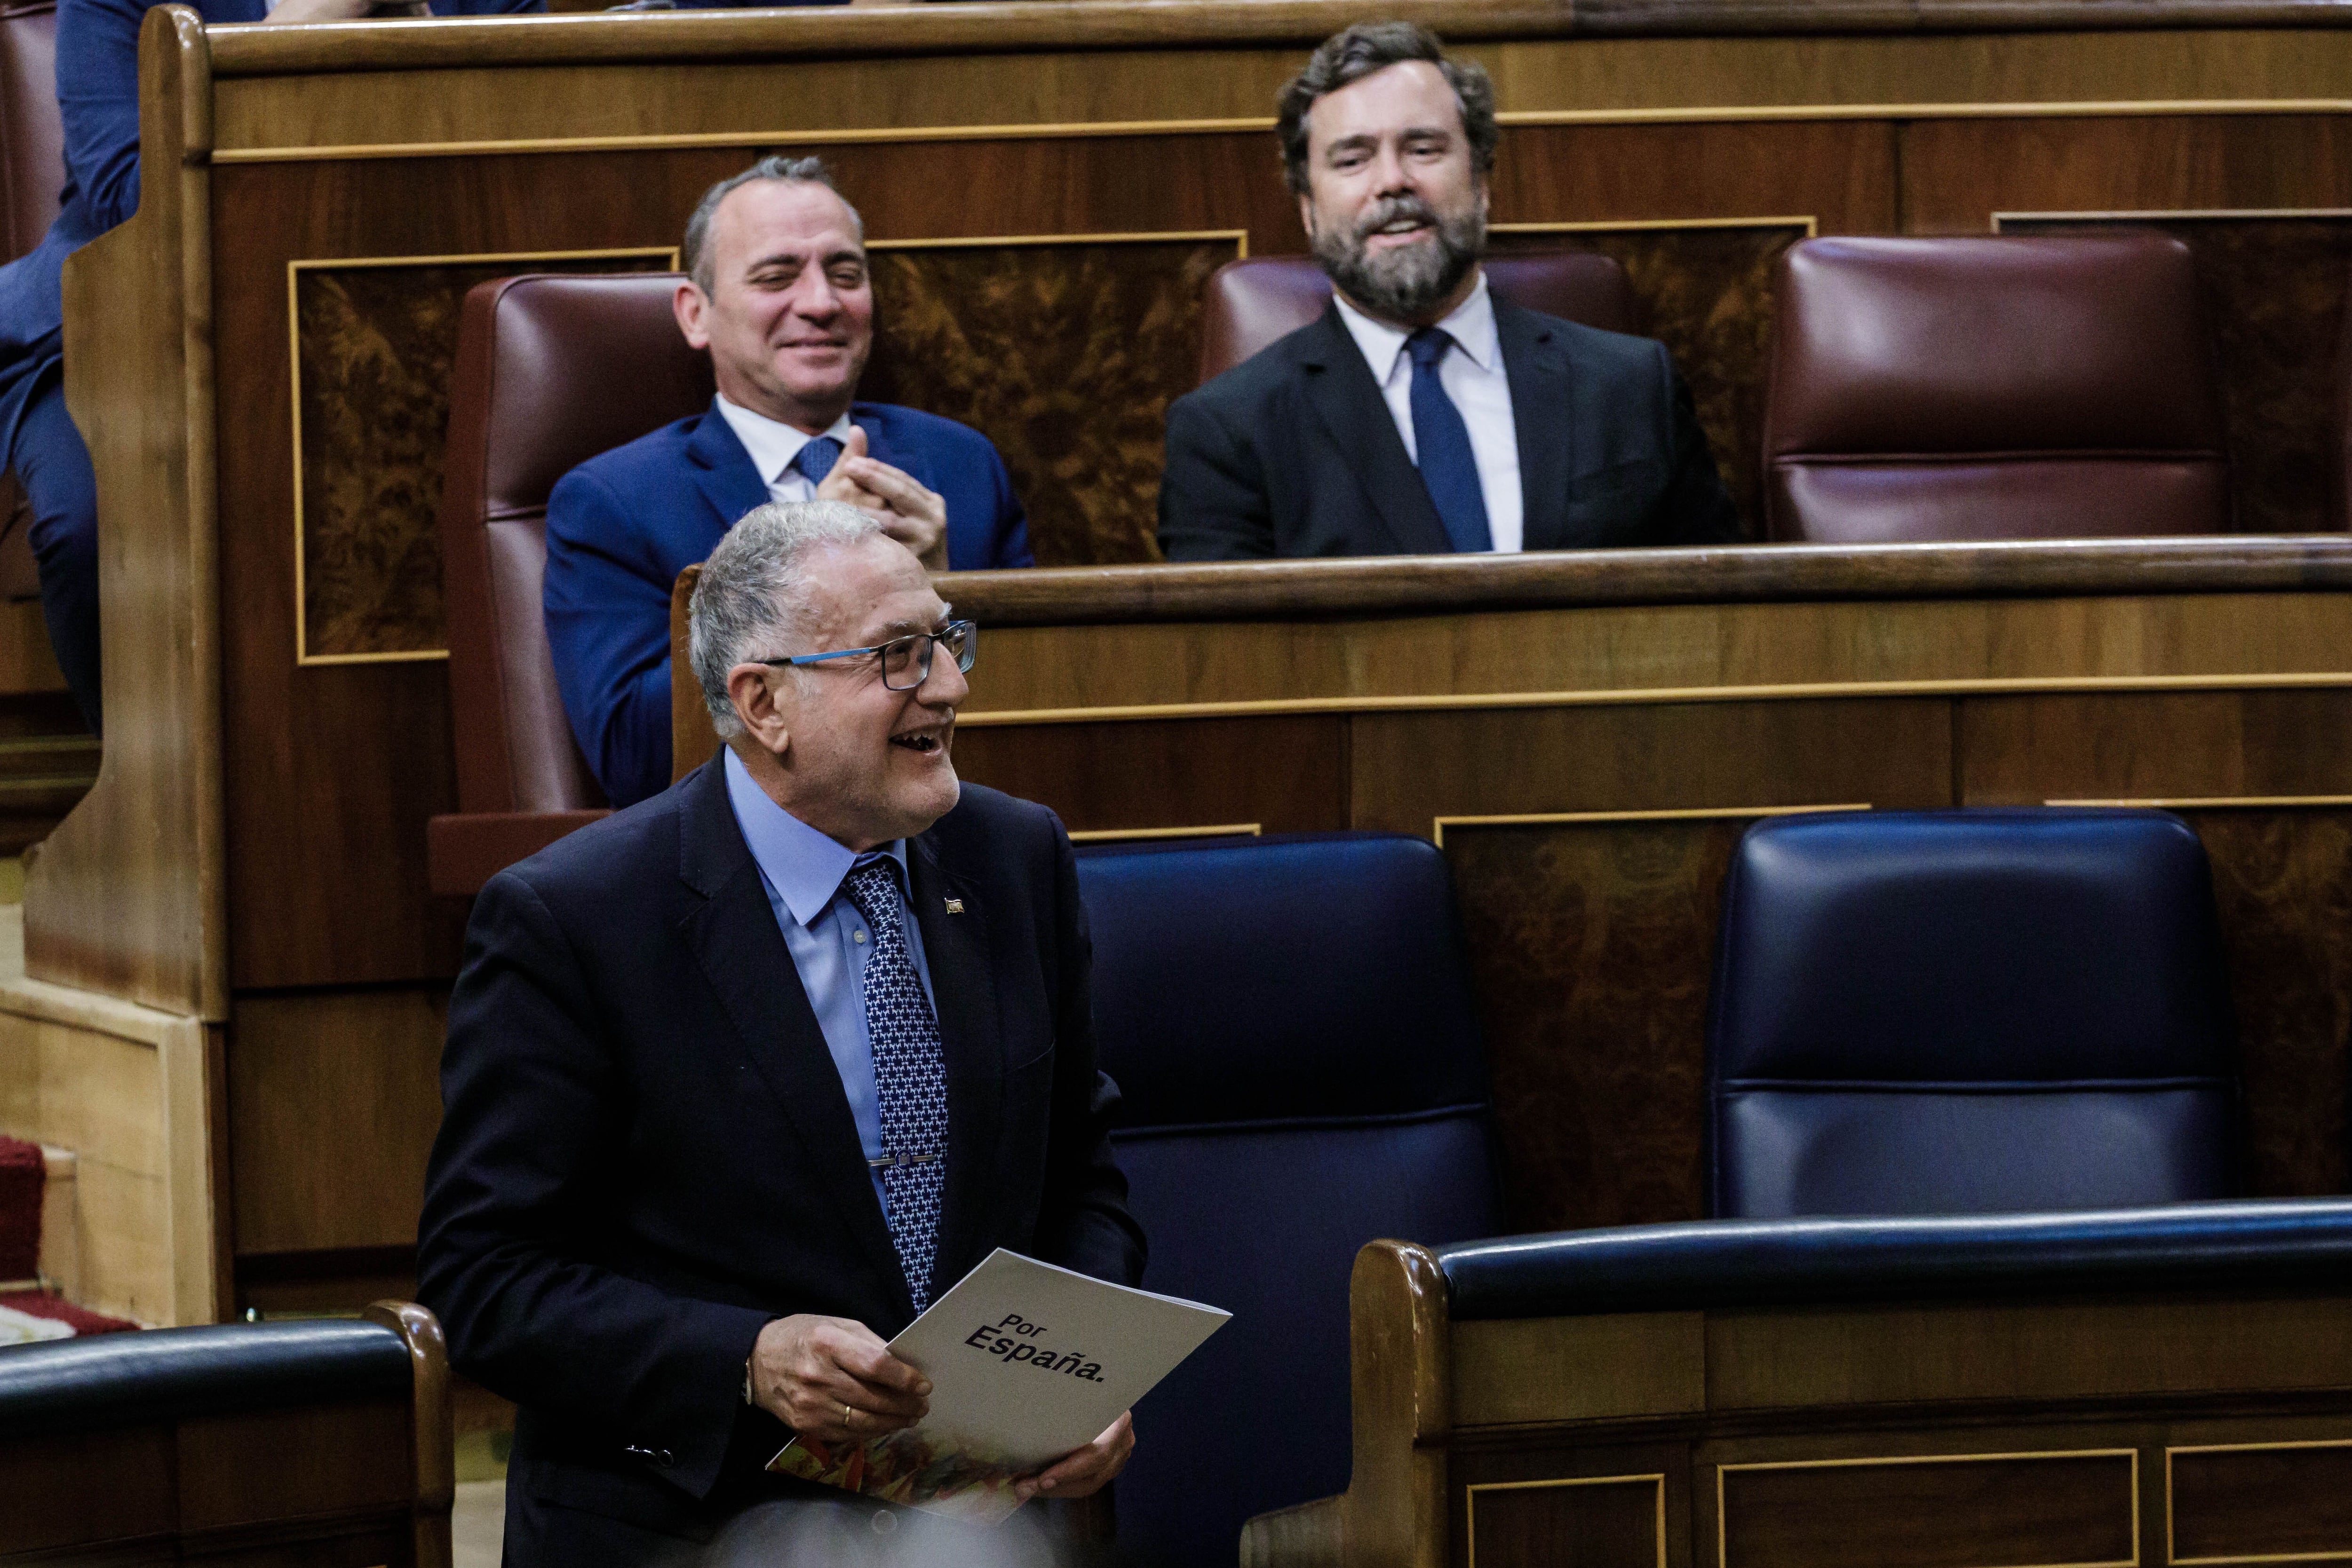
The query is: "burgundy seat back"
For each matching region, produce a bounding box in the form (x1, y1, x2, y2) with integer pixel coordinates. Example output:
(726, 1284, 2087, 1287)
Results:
(0, 2, 63, 603)
(438, 272, 713, 814)
(1196, 252, 1640, 385)
(1762, 235, 2229, 543)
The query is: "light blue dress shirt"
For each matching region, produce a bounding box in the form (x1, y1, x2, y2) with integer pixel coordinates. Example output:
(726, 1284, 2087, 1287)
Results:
(723, 747, 939, 1214)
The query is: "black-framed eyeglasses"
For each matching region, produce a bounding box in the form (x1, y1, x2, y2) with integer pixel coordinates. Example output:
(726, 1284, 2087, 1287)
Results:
(757, 620, 977, 692)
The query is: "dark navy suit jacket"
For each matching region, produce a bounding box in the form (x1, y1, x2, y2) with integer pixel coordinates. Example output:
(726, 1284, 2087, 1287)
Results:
(545, 403, 1033, 807)
(417, 764, 1142, 1557)
(1156, 300, 1743, 560)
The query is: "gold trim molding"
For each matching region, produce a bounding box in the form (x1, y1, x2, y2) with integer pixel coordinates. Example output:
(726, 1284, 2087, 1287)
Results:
(2046, 794, 2352, 809)
(956, 671, 2352, 729)
(1432, 802, 1867, 847)
(1466, 1473, 1667, 1568)
(1492, 214, 1820, 238)
(1065, 823, 1262, 843)
(1716, 1448, 2141, 1568)
(287, 244, 680, 668)
(2167, 1439, 2352, 1567)
(209, 100, 2352, 167)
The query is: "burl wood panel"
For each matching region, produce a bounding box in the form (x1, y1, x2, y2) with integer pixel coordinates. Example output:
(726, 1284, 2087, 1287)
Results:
(1716, 1454, 2136, 1568)
(228, 989, 447, 1257)
(294, 252, 675, 660)
(860, 238, 1239, 567)
(951, 716, 1346, 834)
(1999, 214, 2352, 537)
(1958, 691, 2352, 1198)
(1491, 223, 1809, 539)
(2170, 1442, 2352, 1561)
(1468, 1478, 1665, 1568)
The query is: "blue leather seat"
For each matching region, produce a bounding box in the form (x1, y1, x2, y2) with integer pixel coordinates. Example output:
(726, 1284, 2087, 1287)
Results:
(1706, 809, 2238, 1218)
(1075, 833, 1502, 1568)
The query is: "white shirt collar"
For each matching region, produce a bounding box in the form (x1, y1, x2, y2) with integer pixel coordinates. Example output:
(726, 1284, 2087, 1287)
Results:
(712, 394, 856, 487)
(1332, 268, 1499, 384)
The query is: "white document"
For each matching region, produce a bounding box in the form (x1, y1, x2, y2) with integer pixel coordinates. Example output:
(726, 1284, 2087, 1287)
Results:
(769, 1249, 1229, 1523)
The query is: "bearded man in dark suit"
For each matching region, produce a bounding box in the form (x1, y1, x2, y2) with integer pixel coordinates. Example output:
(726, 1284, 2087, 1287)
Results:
(421, 500, 1141, 1565)
(1157, 22, 1741, 561)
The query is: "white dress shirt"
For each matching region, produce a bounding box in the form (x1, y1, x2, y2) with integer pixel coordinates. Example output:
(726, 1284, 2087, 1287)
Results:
(1332, 270, 1526, 554)
(712, 394, 857, 505)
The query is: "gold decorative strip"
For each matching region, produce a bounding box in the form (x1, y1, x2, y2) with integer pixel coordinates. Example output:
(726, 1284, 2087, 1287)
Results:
(1492, 214, 1818, 238)
(2046, 795, 2352, 809)
(1716, 1449, 2140, 1568)
(1997, 206, 2352, 229)
(2166, 1438, 2352, 1567)
(207, 99, 2352, 166)
(955, 671, 2352, 729)
(1432, 803, 1867, 848)
(286, 245, 681, 668)
(1065, 823, 1261, 843)
(868, 229, 1249, 254)
(1466, 1473, 1666, 1568)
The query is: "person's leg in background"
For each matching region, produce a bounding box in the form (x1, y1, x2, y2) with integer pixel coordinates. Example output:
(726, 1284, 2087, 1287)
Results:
(12, 371, 101, 735)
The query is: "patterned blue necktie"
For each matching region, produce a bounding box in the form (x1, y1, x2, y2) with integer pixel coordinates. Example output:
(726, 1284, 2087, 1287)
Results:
(1405, 328, 1493, 554)
(841, 858, 949, 1313)
(791, 435, 843, 488)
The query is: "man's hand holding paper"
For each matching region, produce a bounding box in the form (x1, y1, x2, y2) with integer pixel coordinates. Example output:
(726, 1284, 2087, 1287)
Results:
(749, 1314, 933, 1443)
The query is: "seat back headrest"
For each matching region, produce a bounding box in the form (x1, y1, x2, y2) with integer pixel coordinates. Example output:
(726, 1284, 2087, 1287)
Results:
(1076, 834, 1488, 1127)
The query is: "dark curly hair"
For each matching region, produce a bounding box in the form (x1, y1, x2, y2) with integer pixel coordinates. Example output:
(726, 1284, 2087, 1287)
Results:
(1276, 23, 1498, 197)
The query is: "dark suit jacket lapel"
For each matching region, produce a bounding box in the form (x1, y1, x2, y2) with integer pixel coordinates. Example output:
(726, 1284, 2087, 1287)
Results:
(684, 409, 774, 534)
(674, 760, 909, 1311)
(1298, 306, 1454, 555)
(1498, 301, 1576, 552)
(906, 833, 1002, 1301)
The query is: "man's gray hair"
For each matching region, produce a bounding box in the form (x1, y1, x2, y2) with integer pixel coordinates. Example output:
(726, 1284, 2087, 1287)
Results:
(689, 500, 884, 739)
(1276, 23, 1498, 197)
(680, 155, 867, 293)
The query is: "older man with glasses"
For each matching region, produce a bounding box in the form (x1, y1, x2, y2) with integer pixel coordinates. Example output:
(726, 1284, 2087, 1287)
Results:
(420, 500, 1143, 1567)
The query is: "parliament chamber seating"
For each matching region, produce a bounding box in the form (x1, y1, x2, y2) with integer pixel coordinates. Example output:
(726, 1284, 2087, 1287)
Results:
(0, 1302, 454, 1562)
(428, 272, 713, 895)
(1247, 1201, 2352, 1568)
(1074, 833, 1502, 1567)
(1762, 234, 2231, 543)
(1195, 251, 1638, 384)
(1707, 809, 2238, 1216)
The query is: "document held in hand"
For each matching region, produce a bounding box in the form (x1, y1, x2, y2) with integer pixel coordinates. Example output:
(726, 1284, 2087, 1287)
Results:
(767, 1248, 1229, 1523)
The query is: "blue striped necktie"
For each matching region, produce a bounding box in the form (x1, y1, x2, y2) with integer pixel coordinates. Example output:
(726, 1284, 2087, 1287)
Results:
(1405, 328, 1493, 554)
(841, 857, 949, 1312)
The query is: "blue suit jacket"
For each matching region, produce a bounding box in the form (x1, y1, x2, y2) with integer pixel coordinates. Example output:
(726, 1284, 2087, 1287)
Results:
(545, 402, 1033, 808)
(0, 0, 536, 467)
(416, 764, 1142, 1555)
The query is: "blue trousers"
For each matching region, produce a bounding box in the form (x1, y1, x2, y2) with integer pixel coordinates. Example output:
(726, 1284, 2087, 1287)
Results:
(12, 372, 100, 733)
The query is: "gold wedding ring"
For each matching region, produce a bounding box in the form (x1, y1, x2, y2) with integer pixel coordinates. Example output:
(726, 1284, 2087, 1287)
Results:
(842, 1402, 854, 1424)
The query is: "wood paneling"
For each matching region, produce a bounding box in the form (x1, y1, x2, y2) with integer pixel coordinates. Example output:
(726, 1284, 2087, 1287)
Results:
(30, 5, 225, 1016)
(953, 716, 1347, 833)
(1453, 1314, 1705, 1427)
(178, 1402, 413, 1530)
(1469, 1476, 1664, 1568)
(2170, 1441, 2352, 1562)
(1717, 1453, 2136, 1568)
(228, 989, 446, 1257)
(0, 1426, 175, 1553)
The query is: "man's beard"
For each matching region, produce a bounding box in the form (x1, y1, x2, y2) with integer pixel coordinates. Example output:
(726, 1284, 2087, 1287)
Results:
(1312, 192, 1486, 324)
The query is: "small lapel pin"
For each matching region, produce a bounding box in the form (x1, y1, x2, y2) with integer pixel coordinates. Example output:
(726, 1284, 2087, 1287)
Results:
(944, 898, 965, 915)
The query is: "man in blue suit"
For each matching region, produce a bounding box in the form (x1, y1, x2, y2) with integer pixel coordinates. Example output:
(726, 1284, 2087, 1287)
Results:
(546, 156, 1033, 807)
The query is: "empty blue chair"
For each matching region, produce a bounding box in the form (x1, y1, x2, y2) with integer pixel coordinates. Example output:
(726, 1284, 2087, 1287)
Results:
(1075, 833, 1501, 1568)
(1706, 809, 2238, 1218)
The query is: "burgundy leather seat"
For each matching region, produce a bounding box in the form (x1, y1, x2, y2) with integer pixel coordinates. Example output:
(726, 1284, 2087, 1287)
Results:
(438, 272, 711, 816)
(1762, 235, 2229, 543)
(1196, 251, 1640, 385)
(0, 1, 63, 605)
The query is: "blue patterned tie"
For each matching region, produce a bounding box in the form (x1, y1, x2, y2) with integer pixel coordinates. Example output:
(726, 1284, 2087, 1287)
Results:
(1405, 328, 1492, 553)
(791, 435, 843, 488)
(842, 858, 949, 1313)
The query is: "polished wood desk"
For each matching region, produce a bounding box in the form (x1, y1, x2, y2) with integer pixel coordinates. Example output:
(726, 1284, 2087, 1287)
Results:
(15, 0, 2352, 1321)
